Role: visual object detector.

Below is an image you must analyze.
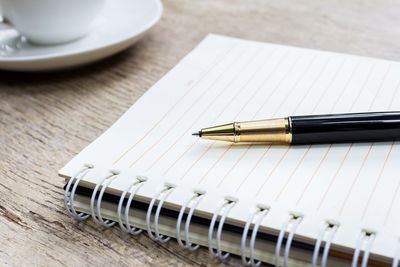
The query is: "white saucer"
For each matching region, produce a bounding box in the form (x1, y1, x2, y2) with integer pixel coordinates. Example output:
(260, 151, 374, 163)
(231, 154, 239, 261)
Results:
(0, 0, 163, 71)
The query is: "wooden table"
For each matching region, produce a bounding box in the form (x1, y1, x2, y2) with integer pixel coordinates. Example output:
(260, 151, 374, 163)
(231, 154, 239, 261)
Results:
(1, 0, 399, 265)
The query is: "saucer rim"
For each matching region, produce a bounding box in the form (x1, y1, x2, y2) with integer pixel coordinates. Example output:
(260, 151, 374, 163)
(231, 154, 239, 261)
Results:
(0, 0, 163, 63)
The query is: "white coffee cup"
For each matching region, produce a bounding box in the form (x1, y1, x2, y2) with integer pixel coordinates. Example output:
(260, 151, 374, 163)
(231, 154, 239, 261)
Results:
(0, 0, 106, 45)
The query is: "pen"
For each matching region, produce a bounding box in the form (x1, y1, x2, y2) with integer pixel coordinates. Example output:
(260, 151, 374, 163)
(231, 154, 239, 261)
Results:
(192, 111, 400, 144)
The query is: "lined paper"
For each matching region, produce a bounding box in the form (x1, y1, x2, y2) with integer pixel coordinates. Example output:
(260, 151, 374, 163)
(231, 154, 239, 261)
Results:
(60, 34, 400, 260)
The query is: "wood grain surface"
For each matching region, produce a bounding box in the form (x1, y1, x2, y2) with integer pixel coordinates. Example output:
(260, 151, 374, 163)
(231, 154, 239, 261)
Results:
(1, 0, 400, 266)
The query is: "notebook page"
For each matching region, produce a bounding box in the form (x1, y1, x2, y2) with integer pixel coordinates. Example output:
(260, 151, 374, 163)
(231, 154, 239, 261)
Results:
(60, 34, 400, 261)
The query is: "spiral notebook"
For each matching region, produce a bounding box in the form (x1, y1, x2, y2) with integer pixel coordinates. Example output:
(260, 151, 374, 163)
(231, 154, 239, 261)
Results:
(60, 34, 400, 266)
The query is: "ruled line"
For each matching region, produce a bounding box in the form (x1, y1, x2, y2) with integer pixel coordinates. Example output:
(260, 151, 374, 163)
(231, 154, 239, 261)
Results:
(330, 62, 361, 113)
(291, 59, 332, 114)
(231, 55, 318, 192)
(253, 57, 345, 199)
(271, 59, 346, 200)
(361, 141, 395, 220)
(275, 145, 313, 200)
(145, 48, 275, 172)
(256, 146, 291, 196)
(266, 54, 318, 118)
(338, 144, 374, 216)
(317, 143, 353, 210)
(316, 64, 375, 210)
(384, 177, 400, 225)
(181, 52, 302, 181)
(311, 59, 347, 114)
(113, 45, 235, 165)
(244, 59, 330, 196)
(382, 79, 400, 225)
(180, 142, 214, 180)
(348, 64, 376, 112)
(128, 46, 246, 168)
(198, 53, 305, 185)
(337, 65, 391, 216)
(361, 75, 400, 221)
(368, 66, 391, 111)
(163, 138, 197, 175)
(216, 55, 318, 188)
(387, 76, 400, 109)
(179, 50, 292, 181)
(163, 51, 288, 176)
(294, 62, 360, 206)
(235, 145, 272, 192)
(217, 145, 253, 187)
(228, 55, 315, 189)
(333, 65, 390, 215)
(295, 144, 332, 205)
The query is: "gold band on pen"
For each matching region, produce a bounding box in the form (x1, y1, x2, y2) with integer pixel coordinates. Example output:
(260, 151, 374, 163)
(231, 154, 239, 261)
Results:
(200, 118, 292, 144)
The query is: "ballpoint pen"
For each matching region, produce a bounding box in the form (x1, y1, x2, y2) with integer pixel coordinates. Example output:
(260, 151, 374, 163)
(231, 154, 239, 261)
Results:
(192, 111, 400, 144)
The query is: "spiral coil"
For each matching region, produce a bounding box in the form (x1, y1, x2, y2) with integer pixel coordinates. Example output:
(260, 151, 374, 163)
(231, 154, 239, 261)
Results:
(208, 198, 237, 260)
(146, 184, 175, 242)
(176, 191, 205, 250)
(117, 176, 147, 235)
(311, 221, 339, 267)
(64, 164, 93, 220)
(241, 205, 269, 267)
(393, 239, 400, 267)
(64, 165, 398, 266)
(90, 170, 120, 227)
(351, 231, 376, 267)
(275, 214, 303, 267)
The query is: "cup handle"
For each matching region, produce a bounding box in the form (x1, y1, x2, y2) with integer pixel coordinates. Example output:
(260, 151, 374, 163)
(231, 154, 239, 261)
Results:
(0, 5, 9, 25)
(0, 9, 11, 28)
(0, 7, 6, 24)
(0, 5, 21, 54)
(0, 18, 12, 30)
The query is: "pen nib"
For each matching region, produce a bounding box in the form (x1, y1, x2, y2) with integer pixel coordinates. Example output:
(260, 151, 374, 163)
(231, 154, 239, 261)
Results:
(192, 131, 202, 137)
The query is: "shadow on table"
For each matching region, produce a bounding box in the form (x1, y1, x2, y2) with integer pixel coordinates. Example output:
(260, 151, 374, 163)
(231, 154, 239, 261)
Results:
(0, 43, 140, 93)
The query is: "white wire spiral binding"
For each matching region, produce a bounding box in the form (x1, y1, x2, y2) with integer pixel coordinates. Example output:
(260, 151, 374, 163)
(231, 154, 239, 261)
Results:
(311, 222, 339, 267)
(117, 176, 147, 235)
(361, 233, 375, 267)
(351, 231, 376, 267)
(208, 198, 237, 260)
(64, 164, 94, 220)
(275, 214, 303, 267)
(312, 223, 328, 267)
(176, 192, 205, 250)
(146, 184, 175, 242)
(393, 238, 400, 267)
(90, 170, 120, 227)
(352, 231, 365, 267)
(241, 206, 269, 267)
(321, 224, 337, 267)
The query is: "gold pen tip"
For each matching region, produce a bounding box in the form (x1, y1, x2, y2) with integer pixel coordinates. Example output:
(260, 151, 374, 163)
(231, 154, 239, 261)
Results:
(192, 131, 202, 137)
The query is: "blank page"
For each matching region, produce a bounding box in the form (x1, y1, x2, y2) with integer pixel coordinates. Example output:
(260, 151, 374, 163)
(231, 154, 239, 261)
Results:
(60, 34, 400, 261)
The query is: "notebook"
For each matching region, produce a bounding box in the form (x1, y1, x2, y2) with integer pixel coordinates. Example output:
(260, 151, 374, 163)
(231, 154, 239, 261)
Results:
(60, 34, 400, 266)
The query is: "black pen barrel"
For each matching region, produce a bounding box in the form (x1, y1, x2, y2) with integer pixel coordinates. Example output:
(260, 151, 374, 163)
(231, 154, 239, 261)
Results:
(290, 112, 400, 144)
